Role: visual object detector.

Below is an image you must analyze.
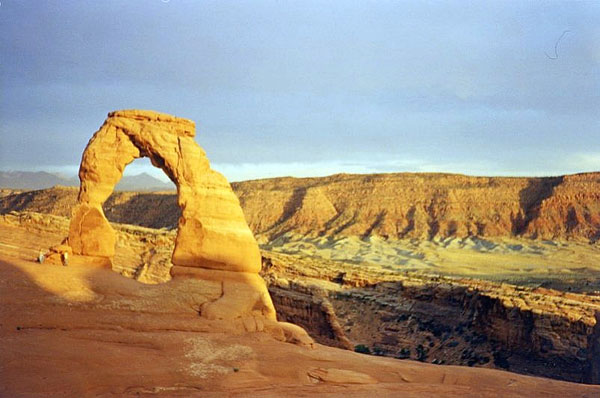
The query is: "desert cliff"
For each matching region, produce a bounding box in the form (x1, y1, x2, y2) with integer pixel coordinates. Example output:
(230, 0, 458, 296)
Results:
(3, 172, 599, 242)
(235, 172, 600, 242)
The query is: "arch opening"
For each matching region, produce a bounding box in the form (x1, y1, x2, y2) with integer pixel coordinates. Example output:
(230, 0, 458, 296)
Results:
(101, 157, 178, 283)
(115, 157, 176, 193)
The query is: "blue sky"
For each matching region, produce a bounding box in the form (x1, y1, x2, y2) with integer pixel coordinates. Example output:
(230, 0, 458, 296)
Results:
(1, 0, 599, 182)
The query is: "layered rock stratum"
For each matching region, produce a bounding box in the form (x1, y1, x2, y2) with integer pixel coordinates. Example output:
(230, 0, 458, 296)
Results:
(235, 172, 600, 242)
(3, 172, 599, 242)
(261, 250, 600, 384)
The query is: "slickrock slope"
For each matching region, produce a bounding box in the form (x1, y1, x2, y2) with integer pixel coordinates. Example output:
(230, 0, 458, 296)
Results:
(2, 172, 599, 242)
(1, 220, 600, 397)
(3, 211, 599, 385)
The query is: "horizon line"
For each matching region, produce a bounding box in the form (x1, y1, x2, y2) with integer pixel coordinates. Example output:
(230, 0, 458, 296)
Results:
(1, 167, 599, 185)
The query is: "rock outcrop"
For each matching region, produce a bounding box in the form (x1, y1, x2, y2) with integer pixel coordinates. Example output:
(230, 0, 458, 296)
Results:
(69, 110, 258, 271)
(3, 210, 600, 384)
(4, 172, 598, 243)
(3, 251, 598, 397)
(66, 110, 276, 321)
(261, 251, 600, 384)
(234, 172, 600, 242)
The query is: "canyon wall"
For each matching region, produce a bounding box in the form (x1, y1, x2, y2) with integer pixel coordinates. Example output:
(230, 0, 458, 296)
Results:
(261, 252, 600, 384)
(2, 172, 599, 242)
(235, 172, 600, 242)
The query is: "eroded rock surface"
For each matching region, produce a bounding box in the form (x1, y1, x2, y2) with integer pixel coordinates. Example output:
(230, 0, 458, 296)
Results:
(70, 110, 259, 272)
(2, 251, 599, 397)
(67, 110, 277, 321)
(261, 251, 600, 384)
(234, 173, 600, 242)
(3, 172, 599, 243)
(3, 211, 600, 385)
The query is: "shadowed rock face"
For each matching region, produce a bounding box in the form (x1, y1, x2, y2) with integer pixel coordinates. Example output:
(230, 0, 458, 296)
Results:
(66, 110, 279, 322)
(260, 251, 600, 384)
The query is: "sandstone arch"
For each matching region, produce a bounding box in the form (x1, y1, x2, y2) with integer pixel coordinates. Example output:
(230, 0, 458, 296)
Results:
(67, 110, 276, 320)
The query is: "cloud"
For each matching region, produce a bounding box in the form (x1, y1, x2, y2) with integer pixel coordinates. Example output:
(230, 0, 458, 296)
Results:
(564, 152, 600, 172)
(1, 1, 598, 179)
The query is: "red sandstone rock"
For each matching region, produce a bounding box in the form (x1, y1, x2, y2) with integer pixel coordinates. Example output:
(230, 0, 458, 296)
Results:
(66, 110, 283, 323)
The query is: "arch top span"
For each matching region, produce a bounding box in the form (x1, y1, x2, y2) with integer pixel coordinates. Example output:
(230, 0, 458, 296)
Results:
(68, 109, 261, 275)
(108, 109, 195, 137)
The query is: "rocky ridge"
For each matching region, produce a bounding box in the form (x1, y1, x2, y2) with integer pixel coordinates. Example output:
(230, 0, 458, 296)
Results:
(235, 172, 600, 242)
(2, 172, 599, 242)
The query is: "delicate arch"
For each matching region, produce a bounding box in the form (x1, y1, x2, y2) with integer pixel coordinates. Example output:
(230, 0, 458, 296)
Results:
(68, 110, 261, 274)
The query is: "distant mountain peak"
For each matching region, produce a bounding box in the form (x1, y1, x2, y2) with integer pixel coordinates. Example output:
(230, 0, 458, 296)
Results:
(0, 170, 173, 192)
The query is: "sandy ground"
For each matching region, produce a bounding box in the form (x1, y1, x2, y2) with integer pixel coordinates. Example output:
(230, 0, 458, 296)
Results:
(261, 233, 600, 291)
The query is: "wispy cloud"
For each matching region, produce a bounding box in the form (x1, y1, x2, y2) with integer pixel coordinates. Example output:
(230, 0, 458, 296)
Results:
(564, 152, 600, 172)
(1, 1, 598, 179)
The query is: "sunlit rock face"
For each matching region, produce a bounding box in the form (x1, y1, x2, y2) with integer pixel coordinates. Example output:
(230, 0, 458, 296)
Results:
(67, 110, 276, 320)
(69, 110, 260, 272)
